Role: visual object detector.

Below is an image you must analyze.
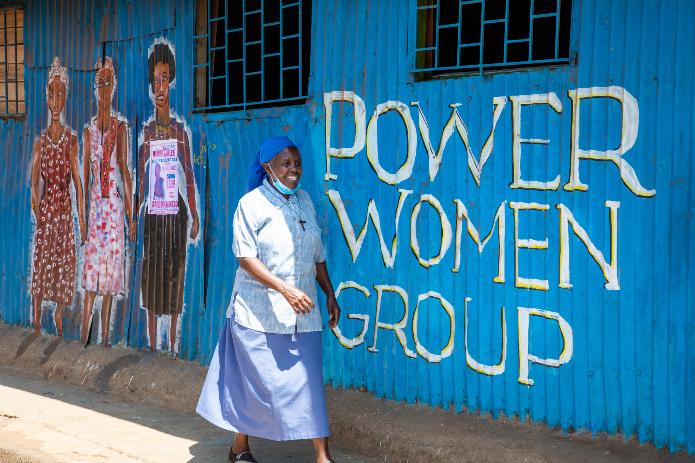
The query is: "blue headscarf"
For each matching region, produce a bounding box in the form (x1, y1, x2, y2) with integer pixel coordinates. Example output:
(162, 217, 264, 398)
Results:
(247, 136, 298, 191)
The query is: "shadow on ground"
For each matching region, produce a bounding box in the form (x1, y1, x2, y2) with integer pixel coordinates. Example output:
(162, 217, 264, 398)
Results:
(0, 368, 377, 463)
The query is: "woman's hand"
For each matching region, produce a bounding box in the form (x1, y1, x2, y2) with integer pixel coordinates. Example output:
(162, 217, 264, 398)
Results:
(128, 218, 137, 242)
(279, 284, 315, 314)
(327, 294, 340, 328)
(190, 215, 199, 240)
(79, 218, 87, 244)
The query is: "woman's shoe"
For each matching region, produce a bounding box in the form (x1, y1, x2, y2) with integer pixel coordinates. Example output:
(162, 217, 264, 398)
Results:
(228, 448, 258, 462)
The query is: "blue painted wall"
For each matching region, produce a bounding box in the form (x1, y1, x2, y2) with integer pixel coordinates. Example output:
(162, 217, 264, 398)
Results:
(0, 0, 692, 454)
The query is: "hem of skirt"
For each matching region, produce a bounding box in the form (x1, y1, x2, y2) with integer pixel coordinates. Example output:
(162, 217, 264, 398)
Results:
(81, 284, 125, 296)
(195, 406, 239, 432)
(196, 406, 330, 441)
(148, 309, 184, 316)
(30, 292, 74, 305)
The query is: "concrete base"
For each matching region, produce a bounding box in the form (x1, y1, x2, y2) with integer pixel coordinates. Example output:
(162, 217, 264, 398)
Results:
(0, 322, 690, 463)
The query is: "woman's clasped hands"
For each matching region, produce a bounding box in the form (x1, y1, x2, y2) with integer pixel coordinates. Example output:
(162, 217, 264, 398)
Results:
(280, 283, 315, 314)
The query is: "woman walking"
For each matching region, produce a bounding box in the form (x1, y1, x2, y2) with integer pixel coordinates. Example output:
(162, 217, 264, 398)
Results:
(30, 57, 86, 336)
(197, 136, 340, 463)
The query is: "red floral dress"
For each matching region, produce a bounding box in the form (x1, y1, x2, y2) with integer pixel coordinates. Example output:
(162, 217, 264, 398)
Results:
(31, 129, 77, 305)
(82, 117, 126, 295)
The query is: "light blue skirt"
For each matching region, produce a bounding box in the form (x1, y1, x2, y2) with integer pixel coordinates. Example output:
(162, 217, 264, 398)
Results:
(196, 318, 330, 441)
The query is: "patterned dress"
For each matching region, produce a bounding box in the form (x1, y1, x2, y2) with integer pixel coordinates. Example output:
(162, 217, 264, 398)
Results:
(82, 117, 126, 295)
(31, 129, 77, 305)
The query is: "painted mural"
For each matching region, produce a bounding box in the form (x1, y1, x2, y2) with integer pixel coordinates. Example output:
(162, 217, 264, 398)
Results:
(25, 37, 199, 355)
(29, 57, 84, 337)
(80, 56, 133, 346)
(3, 0, 693, 455)
(136, 38, 200, 353)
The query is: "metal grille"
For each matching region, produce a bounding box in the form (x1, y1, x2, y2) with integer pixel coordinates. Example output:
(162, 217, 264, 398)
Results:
(0, 7, 24, 117)
(416, 0, 572, 77)
(194, 0, 310, 112)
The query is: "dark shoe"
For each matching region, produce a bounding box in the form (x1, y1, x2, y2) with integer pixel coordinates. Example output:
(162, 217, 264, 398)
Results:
(228, 447, 258, 463)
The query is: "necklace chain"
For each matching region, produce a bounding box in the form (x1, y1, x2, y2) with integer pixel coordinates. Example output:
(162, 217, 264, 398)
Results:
(46, 127, 66, 148)
(264, 182, 306, 230)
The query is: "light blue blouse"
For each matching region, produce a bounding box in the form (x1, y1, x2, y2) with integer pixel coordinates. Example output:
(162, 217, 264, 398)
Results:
(227, 178, 326, 333)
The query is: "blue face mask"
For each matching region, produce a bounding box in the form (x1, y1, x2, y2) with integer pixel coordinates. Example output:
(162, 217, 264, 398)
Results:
(268, 166, 301, 195)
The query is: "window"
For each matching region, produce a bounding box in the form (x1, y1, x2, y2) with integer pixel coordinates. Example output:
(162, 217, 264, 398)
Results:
(194, 0, 311, 112)
(415, 0, 572, 79)
(0, 7, 24, 117)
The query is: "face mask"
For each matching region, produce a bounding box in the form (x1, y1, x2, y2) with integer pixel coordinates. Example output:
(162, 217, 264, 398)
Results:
(267, 165, 301, 195)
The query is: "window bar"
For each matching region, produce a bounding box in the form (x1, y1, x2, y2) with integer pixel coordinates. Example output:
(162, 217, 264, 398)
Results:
(194, 1, 210, 109)
(478, 0, 485, 73)
(503, 0, 510, 63)
(528, 0, 535, 62)
(4, 10, 9, 114)
(279, 0, 284, 100)
(224, 0, 229, 107)
(456, 0, 462, 68)
(19, 19, 23, 111)
(532, 13, 557, 19)
(298, 1, 302, 98)
(434, 0, 441, 69)
(207, 0, 212, 110)
(260, 4, 265, 102)
(414, 56, 568, 74)
(554, 0, 560, 58)
(242, 0, 247, 110)
(13, 9, 17, 111)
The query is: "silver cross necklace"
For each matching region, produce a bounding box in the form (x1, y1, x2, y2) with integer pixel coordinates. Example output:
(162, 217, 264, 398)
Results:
(265, 182, 306, 231)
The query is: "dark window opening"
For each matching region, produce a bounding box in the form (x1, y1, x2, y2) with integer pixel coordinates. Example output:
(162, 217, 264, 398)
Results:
(194, 0, 311, 112)
(0, 8, 25, 117)
(416, 0, 572, 80)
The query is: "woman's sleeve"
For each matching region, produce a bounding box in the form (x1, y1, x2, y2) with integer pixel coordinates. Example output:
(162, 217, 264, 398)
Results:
(315, 238, 326, 264)
(304, 192, 327, 264)
(232, 199, 258, 258)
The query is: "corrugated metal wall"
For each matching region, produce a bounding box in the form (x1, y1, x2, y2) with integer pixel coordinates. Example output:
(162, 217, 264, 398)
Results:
(0, 0, 692, 454)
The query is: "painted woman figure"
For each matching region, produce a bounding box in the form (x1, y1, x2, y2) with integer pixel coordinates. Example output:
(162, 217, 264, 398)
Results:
(80, 56, 135, 346)
(30, 57, 86, 336)
(137, 39, 199, 352)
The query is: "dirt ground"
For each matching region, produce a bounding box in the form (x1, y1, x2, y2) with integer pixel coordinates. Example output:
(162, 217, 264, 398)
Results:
(0, 449, 34, 463)
(0, 367, 378, 463)
(0, 323, 692, 463)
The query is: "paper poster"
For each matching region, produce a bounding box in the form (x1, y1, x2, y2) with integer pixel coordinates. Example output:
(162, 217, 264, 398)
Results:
(148, 138, 179, 215)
